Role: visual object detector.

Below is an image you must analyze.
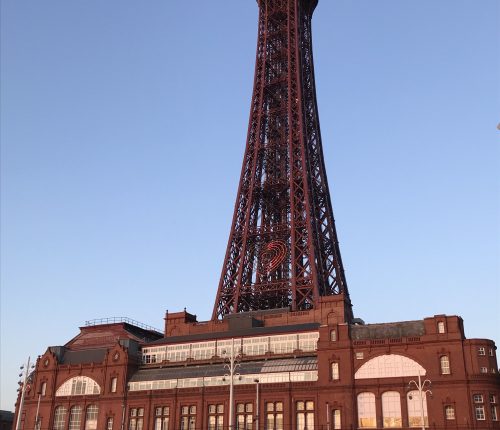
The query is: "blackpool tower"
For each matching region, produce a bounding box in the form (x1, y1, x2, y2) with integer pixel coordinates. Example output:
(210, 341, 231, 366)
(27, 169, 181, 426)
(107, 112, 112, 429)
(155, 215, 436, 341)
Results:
(213, 0, 353, 322)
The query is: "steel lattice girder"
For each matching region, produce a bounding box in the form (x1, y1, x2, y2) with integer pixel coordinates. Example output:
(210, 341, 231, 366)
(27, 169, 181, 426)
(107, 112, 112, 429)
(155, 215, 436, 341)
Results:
(213, 0, 352, 321)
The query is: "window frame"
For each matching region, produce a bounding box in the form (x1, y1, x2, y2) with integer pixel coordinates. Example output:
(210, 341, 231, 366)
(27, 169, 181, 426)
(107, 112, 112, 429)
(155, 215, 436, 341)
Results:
(439, 355, 451, 375)
(444, 405, 455, 420)
(128, 408, 144, 430)
(295, 401, 314, 430)
(491, 405, 498, 421)
(207, 404, 224, 430)
(68, 406, 83, 430)
(52, 406, 67, 430)
(84, 405, 99, 430)
(235, 402, 253, 430)
(357, 392, 376, 429)
(179, 405, 196, 430)
(437, 321, 445, 334)
(265, 401, 283, 430)
(332, 409, 341, 430)
(110, 377, 118, 393)
(474, 406, 485, 421)
(331, 362, 340, 381)
(154, 406, 170, 430)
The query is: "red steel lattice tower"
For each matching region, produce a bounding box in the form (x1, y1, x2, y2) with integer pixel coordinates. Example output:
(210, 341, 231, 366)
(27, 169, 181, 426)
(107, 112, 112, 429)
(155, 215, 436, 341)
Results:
(213, 0, 353, 321)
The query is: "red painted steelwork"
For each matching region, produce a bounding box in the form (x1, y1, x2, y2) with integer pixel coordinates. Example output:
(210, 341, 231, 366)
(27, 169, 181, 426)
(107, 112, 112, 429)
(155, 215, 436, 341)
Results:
(213, 0, 353, 321)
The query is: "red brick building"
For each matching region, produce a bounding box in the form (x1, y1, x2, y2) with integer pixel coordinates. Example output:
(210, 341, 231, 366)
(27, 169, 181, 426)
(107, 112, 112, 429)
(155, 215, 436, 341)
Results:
(13, 305, 500, 429)
(13, 0, 500, 429)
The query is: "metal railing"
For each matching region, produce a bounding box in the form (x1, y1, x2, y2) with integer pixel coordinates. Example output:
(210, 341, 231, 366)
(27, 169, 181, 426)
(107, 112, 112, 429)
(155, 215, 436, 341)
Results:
(84, 317, 163, 334)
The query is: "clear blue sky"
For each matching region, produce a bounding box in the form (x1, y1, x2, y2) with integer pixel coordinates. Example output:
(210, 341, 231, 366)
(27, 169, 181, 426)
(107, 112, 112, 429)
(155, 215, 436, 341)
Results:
(1, 0, 499, 411)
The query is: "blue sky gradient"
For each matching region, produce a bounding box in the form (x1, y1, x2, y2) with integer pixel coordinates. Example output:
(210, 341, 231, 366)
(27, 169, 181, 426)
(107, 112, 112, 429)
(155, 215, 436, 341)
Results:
(1, 0, 499, 410)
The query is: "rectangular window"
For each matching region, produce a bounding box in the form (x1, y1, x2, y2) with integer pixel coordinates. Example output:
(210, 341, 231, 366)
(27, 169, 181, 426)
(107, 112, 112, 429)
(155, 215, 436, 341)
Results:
(155, 406, 169, 430)
(128, 408, 143, 430)
(330, 330, 337, 342)
(437, 321, 445, 333)
(106, 418, 113, 430)
(332, 409, 341, 429)
(356, 352, 364, 360)
(440, 356, 451, 375)
(41, 382, 47, 396)
(111, 377, 117, 393)
(331, 362, 339, 380)
(265, 402, 283, 430)
(473, 394, 484, 403)
(475, 406, 485, 420)
(444, 406, 455, 420)
(208, 404, 224, 430)
(490, 348, 494, 356)
(296, 401, 314, 430)
(180, 405, 196, 430)
(478, 347, 486, 356)
(491, 406, 498, 421)
(481, 367, 488, 374)
(490, 394, 498, 404)
(236, 403, 253, 430)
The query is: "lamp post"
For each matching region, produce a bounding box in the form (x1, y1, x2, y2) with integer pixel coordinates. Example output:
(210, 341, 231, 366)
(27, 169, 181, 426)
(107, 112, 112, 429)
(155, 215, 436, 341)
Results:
(34, 390, 42, 430)
(253, 379, 260, 430)
(408, 371, 432, 430)
(222, 339, 241, 430)
(16, 357, 35, 430)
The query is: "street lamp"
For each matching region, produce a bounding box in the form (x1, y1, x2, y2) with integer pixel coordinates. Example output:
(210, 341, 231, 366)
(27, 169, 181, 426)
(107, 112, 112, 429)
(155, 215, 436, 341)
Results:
(16, 357, 35, 430)
(253, 379, 260, 430)
(222, 339, 241, 430)
(34, 390, 42, 430)
(407, 371, 432, 430)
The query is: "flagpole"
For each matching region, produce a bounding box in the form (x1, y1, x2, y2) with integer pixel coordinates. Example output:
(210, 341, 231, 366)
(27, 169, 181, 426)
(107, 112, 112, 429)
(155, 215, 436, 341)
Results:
(16, 357, 32, 430)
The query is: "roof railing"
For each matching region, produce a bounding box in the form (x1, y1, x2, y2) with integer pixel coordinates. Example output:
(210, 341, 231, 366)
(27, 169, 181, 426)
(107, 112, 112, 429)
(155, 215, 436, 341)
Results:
(84, 317, 163, 334)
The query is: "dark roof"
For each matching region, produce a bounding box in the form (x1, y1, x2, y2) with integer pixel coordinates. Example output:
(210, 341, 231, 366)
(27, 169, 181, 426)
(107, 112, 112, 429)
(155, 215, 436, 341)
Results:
(129, 357, 317, 382)
(0, 411, 14, 421)
(147, 322, 320, 346)
(60, 349, 107, 365)
(351, 320, 425, 340)
(121, 323, 163, 342)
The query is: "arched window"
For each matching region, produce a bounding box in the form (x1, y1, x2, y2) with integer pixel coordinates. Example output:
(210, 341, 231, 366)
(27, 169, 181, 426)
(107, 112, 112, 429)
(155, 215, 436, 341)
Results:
(85, 406, 99, 430)
(440, 356, 450, 375)
(381, 391, 402, 428)
(69, 406, 83, 430)
(355, 354, 426, 379)
(407, 390, 428, 428)
(53, 406, 67, 430)
(56, 376, 101, 396)
(357, 393, 376, 428)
